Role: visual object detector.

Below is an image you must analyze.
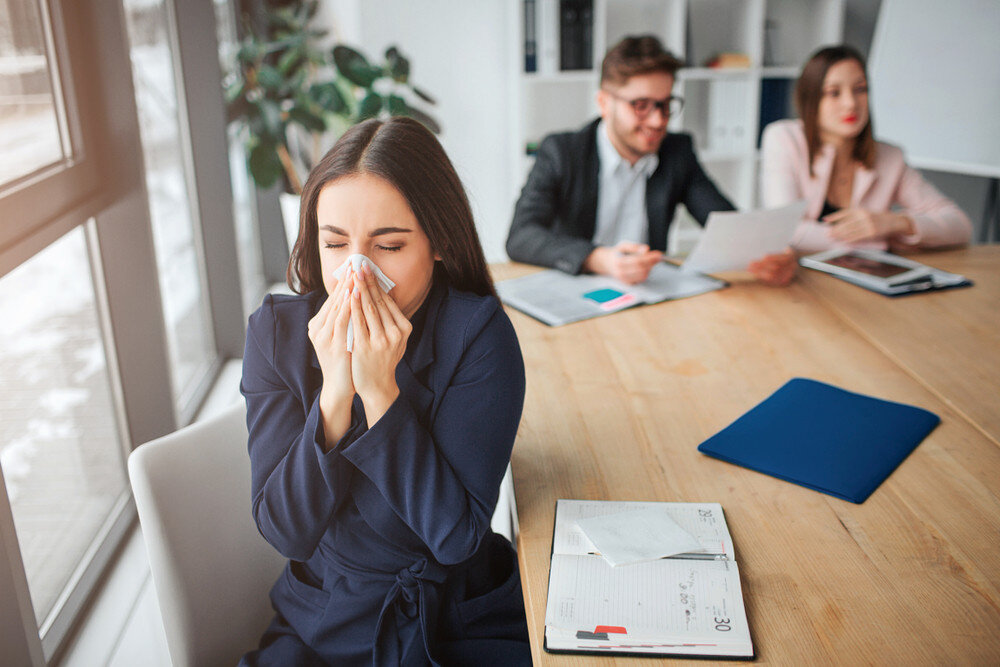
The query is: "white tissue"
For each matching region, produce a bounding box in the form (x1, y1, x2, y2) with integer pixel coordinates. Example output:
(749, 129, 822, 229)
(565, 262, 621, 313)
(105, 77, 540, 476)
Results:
(331, 254, 396, 351)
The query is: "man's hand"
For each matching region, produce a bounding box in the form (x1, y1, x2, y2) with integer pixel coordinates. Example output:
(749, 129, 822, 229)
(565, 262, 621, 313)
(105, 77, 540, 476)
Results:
(583, 241, 663, 285)
(748, 247, 797, 286)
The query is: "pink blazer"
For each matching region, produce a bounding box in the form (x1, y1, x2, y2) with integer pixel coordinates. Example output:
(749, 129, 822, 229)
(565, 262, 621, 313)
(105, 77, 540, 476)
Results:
(759, 119, 972, 254)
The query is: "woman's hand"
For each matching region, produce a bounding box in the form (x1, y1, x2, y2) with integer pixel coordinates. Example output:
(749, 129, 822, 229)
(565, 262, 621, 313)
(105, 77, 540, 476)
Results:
(308, 268, 355, 447)
(350, 263, 412, 426)
(823, 208, 914, 243)
(748, 247, 797, 286)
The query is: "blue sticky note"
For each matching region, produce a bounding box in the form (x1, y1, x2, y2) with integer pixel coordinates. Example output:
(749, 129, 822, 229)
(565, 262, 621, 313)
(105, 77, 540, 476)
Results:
(582, 288, 623, 304)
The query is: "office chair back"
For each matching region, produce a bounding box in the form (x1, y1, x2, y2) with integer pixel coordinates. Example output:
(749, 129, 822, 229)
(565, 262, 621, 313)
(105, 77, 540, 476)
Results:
(128, 401, 284, 667)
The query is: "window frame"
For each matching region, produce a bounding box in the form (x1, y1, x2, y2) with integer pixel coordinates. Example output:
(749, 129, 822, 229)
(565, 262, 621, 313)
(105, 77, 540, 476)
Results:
(0, 0, 105, 267)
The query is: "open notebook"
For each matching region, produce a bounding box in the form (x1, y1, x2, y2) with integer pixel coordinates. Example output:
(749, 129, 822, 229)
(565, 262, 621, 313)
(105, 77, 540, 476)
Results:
(497, 262, 725, 327)
(544, 499, 753, 659)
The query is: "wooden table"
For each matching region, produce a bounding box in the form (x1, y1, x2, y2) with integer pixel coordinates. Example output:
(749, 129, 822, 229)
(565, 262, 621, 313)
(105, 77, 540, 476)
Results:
(492, 245, 1000, 665)
(799, 246, 1000, 445)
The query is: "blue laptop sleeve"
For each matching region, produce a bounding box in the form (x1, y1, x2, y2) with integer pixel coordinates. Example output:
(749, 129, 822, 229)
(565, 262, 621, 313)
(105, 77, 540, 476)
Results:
(697, 378, 940, 503)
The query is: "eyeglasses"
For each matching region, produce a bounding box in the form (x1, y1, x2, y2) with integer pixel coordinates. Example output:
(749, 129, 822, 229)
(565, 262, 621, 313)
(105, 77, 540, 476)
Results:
(603, 90, 684, 119)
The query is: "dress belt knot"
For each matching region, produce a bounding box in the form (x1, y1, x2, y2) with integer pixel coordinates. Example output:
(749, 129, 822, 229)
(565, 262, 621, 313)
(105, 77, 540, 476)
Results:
(372, 559, 448, 666)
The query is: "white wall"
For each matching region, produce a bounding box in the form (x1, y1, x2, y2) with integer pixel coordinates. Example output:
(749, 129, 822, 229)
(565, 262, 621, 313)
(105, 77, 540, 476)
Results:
(319, 0, 515, 262)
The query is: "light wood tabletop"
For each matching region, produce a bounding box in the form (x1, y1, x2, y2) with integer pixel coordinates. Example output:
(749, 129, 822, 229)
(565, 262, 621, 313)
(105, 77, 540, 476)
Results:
(491, 252, 1000, 665)
(799, 245, 1000, 445)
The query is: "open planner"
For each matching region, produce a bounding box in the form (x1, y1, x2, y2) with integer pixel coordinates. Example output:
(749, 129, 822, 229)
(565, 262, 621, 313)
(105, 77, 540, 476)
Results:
(544, 499, 753, 659)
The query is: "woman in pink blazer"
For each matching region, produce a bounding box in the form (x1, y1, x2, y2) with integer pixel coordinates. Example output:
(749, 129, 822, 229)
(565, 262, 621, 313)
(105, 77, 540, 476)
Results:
(760, 45, 972, 255)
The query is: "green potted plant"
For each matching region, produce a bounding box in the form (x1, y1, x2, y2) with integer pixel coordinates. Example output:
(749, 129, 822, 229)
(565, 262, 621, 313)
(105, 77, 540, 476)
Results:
(224, 0, 439, 244)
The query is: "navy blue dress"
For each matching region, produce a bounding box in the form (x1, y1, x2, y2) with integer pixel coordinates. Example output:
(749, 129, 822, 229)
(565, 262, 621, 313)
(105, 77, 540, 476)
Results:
(239, 280, 530, 666)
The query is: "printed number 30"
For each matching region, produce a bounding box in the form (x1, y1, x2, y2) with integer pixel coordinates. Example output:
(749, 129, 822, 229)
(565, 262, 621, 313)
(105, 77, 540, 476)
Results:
(714, 617, 732, 632)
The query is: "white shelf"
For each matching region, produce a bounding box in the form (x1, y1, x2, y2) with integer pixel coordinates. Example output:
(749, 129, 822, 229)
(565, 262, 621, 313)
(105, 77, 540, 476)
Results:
(679, 67, 756, 81)
(523, 71, 598, 85)
(761, 66, 801, 78)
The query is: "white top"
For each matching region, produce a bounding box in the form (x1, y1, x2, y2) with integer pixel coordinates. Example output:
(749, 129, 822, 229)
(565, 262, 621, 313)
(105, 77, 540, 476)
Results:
(592, 121, 659, 247)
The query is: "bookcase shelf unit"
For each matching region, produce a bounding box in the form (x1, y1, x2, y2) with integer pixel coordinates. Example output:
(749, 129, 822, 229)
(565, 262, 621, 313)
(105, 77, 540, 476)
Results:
(511, 0, 844, 254)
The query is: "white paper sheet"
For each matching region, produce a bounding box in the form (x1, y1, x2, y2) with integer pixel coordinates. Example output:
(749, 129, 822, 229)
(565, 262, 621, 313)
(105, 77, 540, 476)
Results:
(576, 507, 703, 567)
(681, 201, 806, 274)
(552, 500, 732, 558)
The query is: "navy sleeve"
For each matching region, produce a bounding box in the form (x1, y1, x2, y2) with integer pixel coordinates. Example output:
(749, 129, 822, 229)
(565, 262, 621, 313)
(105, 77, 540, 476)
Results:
(506, 135, 596, 274)
(340, 301, 526, 565)
(240, 296, 357, 561)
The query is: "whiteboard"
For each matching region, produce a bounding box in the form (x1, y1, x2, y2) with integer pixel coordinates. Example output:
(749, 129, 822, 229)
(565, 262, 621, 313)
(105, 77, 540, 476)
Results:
(869, 0, 1000, 178)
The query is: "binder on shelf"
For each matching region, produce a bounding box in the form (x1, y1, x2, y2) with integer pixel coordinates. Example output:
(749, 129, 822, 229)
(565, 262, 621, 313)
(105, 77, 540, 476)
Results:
(524, 0, 537, 72)
(758, 77, 794, 146)
(559, 0, 593, 71)
(698, 378, 940, 503)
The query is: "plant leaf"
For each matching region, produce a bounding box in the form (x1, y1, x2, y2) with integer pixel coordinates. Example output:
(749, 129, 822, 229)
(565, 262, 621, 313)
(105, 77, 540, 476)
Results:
(236, 40, 264, 64)
(357, 91, 383, 121)
(288, 105, 327, 133)
(385, 46, 410, 83)
(276, 44, 306, 76)
(248, 140, 284, 189)
(406, 106, 442, 134)
(333, 45, 378, 88)
(256, 65, 284, 91)
(411, 85, 437, 105)
(386, 94, 408, 116)
(310, 82, 348, 114)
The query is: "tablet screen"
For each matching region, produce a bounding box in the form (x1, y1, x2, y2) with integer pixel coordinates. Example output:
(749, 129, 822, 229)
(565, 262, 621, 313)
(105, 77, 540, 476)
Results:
(825, 254, 911, 279)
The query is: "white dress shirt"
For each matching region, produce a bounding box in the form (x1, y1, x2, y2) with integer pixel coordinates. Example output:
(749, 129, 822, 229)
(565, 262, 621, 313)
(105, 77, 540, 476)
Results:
(592, 121, 659, 247)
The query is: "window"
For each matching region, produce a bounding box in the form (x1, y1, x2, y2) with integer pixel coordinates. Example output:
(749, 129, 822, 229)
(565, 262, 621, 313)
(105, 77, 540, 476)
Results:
(0, 1, 248, 661)
(0, 225, 128, 630)
(0, 0, 67, 185)
(216, 0, 267, 316)
(122, 0, 217, 414)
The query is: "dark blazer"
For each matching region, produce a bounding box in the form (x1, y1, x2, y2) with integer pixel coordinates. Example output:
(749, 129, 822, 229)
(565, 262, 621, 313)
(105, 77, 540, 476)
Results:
(506, 118, 735, 274)
(239, 280, 530, 666)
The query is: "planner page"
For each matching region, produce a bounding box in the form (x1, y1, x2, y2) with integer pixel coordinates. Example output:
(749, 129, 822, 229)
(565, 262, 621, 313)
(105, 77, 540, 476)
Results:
(544, 554, 750, 643)
(552, 500, 735, 558)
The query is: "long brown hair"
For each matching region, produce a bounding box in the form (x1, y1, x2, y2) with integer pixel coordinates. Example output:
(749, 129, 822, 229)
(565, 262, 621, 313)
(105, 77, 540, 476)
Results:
(795, 45, 876, 176)
(287, 117, 495, 298)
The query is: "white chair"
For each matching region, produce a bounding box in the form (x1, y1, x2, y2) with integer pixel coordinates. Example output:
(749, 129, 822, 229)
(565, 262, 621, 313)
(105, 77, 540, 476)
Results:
(128, 402, 284, 667)
(490, 463, 519, 547)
